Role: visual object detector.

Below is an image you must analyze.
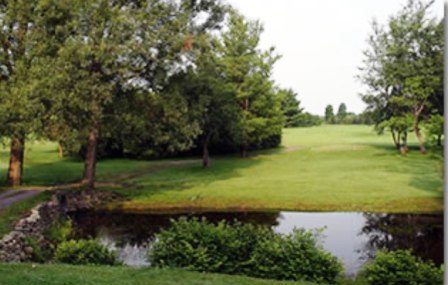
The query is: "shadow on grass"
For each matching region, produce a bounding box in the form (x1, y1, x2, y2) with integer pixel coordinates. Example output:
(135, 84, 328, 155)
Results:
(112, 157, 265, 203)
(361, 142, 443, 197)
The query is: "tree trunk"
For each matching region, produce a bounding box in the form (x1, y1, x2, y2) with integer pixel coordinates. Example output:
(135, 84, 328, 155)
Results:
(58, 143, 63, 159)
(437, 134, 442, 147)
(399, 132, 408, 155)
(81, 128, 98, 189)
(240, 145, 248, 158)
(414, 126, 426, 154)
(414, 107, 427, 154)
(6, 136, 25, 187)
(202, 133, 211, 168)
(391, 131, 400, 149)
(240, 98, 249, 158)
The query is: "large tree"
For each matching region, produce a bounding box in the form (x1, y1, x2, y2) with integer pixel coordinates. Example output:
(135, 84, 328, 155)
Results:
(0, 0, 69, 186)
(219, 10, 282, 157)
(44, 0, 226, 188)
(358, 0, 443, 154)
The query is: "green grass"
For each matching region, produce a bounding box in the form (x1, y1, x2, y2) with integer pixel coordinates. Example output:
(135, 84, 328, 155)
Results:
(0, 192, 52, 237)
(0, 141, 154, 187)
(0, 125, 443, 213)
(112, 125, 443, 213)
(0, 263, 320, 285)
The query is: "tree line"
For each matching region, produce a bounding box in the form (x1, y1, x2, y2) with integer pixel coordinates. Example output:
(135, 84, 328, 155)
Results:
(324, 103, 373, 125)
(0, 0, 306, 188)
(358, 0, 443, 154)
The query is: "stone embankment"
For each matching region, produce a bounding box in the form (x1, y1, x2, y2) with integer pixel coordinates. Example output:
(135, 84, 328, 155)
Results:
(0, 191, 119, 262)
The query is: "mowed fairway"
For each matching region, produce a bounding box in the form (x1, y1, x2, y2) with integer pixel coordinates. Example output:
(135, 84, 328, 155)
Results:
(115, 125, 443, 213)
(0, 125, 443, 213)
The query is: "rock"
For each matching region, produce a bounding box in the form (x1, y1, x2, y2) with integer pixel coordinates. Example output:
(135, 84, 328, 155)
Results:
(24, 246, 33, 255)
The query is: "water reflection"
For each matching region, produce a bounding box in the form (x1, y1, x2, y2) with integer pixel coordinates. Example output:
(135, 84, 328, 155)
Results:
(69, 211, 443, 275)
(359, 213, 443, 265)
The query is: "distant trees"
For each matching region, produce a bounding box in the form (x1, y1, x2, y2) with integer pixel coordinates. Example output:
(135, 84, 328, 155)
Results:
(325, 105, 335, 124)
(324, 103, 371, 125)
(358, 0, 443, 154)
(336, 103, 347, 122)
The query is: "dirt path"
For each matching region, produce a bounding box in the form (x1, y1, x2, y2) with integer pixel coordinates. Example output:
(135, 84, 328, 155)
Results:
(0, 190, 43, 211)
(283, 145, 303, 153)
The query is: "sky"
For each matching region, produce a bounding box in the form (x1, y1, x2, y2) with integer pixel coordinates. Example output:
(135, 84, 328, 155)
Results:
(226, 0, 444, 115)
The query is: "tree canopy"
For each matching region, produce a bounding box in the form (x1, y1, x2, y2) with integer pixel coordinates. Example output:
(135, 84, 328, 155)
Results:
(358, 0, 443, 153)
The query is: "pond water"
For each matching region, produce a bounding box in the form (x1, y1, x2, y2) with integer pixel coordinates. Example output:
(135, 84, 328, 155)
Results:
(68, 211, 443, 276)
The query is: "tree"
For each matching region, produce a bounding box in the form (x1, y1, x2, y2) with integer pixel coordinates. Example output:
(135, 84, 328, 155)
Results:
(44, 0, 226, 187)
(325, 105, 335, 124)
(278, 88, 304, 128)
(358, 0, 443, 154)
(378, 115, 413, 154)
(336, 103, 347, 123)
(219, 10, 282, 157)
(424, 114, 443, 147)
(0, 0, 68, 186)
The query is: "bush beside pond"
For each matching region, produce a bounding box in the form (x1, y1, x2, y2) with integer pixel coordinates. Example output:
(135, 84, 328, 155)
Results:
(149, 218, 343, 284)
(54, 239, 118, 265)
(363, 250, 443, 285)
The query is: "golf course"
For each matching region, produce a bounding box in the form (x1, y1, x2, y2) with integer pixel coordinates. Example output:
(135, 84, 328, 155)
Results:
(1, 125, 442, 215)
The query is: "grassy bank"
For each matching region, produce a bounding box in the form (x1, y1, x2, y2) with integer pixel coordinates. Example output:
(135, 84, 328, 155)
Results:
(0, 192, 52, 237)
(0, 125, 443, 213)
(0, 263, 323, 285)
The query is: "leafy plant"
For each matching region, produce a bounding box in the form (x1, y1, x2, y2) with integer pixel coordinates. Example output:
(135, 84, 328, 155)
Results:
(363, 250, 443, 285)
(24, 236, 51, 263)
(54, 239, 118, 265)
(249, 228, 342, 284)
(45, 217, 73, 245)
(149, 218, 342, 283)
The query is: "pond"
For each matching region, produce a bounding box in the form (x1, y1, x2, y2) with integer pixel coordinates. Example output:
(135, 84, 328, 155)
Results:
(68, 211, 443, 277)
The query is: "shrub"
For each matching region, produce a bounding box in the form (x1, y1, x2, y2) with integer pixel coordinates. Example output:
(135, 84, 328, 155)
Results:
(149, 218, 342, 283)
(24, 237, 51, 263)
(363, 250, 443, 285)
(149, 217, 273, 274)
(54, 239, 118, 265)
(45, 217, 73, 245)
(249, 228, 342, 284)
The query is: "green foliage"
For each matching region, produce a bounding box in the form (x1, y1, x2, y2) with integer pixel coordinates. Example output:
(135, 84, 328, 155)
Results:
(363, 250, 443, 285)
(424, 114, 444, 146)
(24, 236, 51, 263)
(150, 218, 272, 274)
(25, 217, 73, 263)
(219, 10, 283, 154)
(325, 105, 335, 124)
(278, 88, 303, 127)
(249, 228, 342, 284)
(45, 217, 73, 245)
(293, 113, 323, 127)
(149, 218, 342, 283)
(54, 239, 118, 265)
(277, 89, 321, 128)
(358, 0, 443, 150)
(336, 103, 347, 122)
